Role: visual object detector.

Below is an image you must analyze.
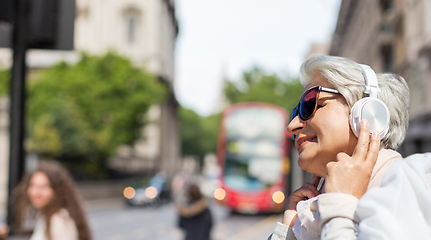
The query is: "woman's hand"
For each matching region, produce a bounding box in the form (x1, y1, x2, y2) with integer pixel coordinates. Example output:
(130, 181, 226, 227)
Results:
(324, 119, 380, 199)
(282, 175, 321, 227)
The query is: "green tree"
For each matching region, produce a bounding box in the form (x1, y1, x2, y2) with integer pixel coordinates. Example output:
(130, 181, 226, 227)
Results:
(224, 66, 303, 115)
(179, 106, 220, 162)
(0, 69, 9, 96)
(200, 113, 220, 154)
(27, 52, 167, 179)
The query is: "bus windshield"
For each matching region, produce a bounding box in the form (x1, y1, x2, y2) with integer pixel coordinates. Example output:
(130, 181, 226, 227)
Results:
(223, 107, 285, 191)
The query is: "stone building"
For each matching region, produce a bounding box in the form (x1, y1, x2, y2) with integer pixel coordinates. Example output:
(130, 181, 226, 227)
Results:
(0, 0, 180, 212)
(0, 97, 9, 217)
(330, 0, 431, 156)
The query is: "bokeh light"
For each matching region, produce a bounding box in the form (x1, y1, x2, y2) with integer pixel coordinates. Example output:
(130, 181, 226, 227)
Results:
(214, 188, 226, 201)
(123, 187, 135, 199)
(272, 191, 285, 204)
(145, 186, 158, 199)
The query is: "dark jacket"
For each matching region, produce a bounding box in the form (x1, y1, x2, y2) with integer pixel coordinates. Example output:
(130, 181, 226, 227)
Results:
(177, 199, 213, 240)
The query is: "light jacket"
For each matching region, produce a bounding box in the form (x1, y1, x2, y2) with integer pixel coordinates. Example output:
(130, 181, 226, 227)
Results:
(30, 208, 78, 240)
(269, 149, 431, 240)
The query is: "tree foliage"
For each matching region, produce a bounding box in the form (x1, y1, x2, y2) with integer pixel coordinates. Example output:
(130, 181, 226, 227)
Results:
(224, 66, 304, 115)
(26, 52, 167, 178)
(179, 106, 220, 162)
(0, 69, 9, 96)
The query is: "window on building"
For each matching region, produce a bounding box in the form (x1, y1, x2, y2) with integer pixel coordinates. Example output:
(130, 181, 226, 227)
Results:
(128, 17, 136, 44)
(77, 6, 89, 20)
(122, 6, 141, 45)
(381, 45, 393, 72)
(381, 24, 395, 34)
(380, 0, 393, 11)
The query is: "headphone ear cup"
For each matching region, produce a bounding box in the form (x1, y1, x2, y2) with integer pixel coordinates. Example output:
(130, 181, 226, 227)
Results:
(350, 98, 366, 138)
(349, 97, 390, 139)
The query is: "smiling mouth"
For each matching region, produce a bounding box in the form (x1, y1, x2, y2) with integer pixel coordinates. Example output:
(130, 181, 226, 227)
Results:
(297, 137, 317, 149)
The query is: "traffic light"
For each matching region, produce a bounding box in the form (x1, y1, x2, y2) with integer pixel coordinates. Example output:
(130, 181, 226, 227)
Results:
(0, 0, 13, 23)
(0, 0, 13, 50)
(0, 0, 75, 50)
(27, 0, 59, 49)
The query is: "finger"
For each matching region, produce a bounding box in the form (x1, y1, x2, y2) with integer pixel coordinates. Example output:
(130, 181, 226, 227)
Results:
(352, 119, 370, 160)
(298, 188, 319, 199)
(292, 185, 319, 199)
(302, 183, 320, 197)
(365, 131, 380, 166)
(310, 175, 322, 187)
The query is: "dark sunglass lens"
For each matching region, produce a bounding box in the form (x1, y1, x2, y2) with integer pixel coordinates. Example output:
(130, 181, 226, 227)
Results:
(290, 106, 298, 140)
(291, 106, 298, 122)
(299, 89, 318, 120)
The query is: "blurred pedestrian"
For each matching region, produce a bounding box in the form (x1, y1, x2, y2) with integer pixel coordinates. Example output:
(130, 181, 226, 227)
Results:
(176, 183, 212, 240)
(10, 161, 91, 240)
(0, 224, 8, 240)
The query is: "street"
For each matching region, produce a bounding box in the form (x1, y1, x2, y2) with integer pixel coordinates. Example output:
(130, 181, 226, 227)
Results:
(86, 199, 282, 240)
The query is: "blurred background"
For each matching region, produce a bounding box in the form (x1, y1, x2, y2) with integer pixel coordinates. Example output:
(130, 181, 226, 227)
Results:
(1, 0, 431, 239)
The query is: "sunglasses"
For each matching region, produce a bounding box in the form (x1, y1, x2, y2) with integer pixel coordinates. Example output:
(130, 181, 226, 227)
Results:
(290, 86, 340, 139)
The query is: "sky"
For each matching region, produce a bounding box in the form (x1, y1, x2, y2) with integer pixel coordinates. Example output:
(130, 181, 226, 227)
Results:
(174, 0, 342, 116)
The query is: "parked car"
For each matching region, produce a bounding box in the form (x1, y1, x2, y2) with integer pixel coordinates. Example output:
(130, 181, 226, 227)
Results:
(123, 174, 171, 206)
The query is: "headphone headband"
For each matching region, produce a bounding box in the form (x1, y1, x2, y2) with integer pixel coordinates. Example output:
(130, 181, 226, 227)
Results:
(358, 64, 379, 98)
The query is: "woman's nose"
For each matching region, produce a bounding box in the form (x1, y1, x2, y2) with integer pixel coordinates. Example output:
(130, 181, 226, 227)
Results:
(287, 115, 306, 137)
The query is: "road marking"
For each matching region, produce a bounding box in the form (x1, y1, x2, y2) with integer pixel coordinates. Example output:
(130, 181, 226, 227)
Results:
(224, 215, 279, 240)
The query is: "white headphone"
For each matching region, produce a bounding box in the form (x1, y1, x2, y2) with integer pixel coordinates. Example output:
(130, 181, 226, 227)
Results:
(349, 64, 390, 139)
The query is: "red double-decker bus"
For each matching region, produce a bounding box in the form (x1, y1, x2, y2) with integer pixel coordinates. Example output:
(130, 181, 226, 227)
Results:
(214, 102, 292, 214)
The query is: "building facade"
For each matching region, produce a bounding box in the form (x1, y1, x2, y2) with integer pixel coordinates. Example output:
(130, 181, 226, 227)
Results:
(0, 0, 180, 212)
(330, 0, 431, 156)
(74, 0, 178, 83)
(0, 97, 9, 218)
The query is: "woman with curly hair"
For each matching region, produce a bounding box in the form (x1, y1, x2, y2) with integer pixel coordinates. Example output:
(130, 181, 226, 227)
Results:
(10, 161, 91, 240)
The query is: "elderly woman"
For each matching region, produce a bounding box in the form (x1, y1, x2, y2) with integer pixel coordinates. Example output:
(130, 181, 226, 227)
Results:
(269, 55, 431, 240)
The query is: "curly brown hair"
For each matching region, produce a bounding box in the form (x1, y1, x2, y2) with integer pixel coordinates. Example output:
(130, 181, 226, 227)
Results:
(13, 161, 91, 240)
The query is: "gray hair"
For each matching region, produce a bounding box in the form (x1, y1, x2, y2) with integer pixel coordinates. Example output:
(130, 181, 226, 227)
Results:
(299, 55, 410, 150)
